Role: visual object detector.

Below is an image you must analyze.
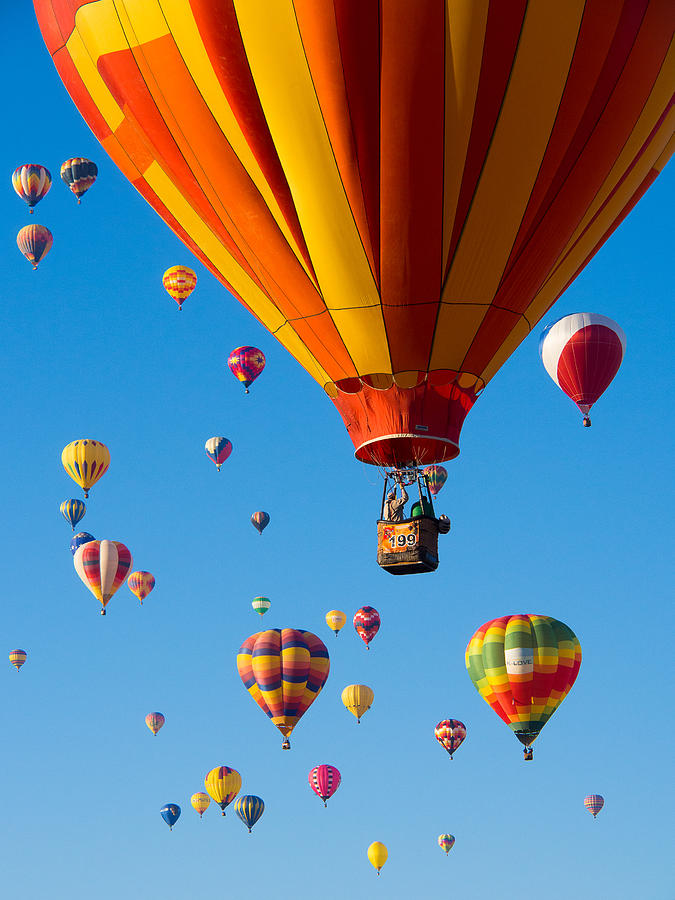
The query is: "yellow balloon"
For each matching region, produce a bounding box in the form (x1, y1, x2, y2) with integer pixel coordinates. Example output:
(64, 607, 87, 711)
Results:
(61, 439, 110, 498)
(367, 841, 388, 875)
(342, 684, 374, 723)
(191, 792, 210, 818)
(326, 610, 347, 636)
(204, 766, 242, 815)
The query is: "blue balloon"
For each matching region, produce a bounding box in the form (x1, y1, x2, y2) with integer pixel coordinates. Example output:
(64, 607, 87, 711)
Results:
(160, 803, 181, 830)
(61, 498, 86, 530)
(70, 532, 95, 555)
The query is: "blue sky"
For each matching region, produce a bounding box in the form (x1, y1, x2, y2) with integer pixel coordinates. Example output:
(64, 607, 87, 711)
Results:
(0, 7, 673, 899)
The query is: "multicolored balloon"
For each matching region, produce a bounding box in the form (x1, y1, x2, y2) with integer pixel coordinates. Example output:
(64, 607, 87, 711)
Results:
(252, 596, 271, 616)
(17, 224, 52, 269)
(341, 684, 373, 724)
(70, 532, 95, 555)
(128, 571, 155, 605)
(234, 795, 265, 833)
(325, 610, 346, 636)
(73, 539, 133, 615)
(191, 792, 210, 818)
(204, 766, 242, 815)
(466, 614, 582, 758)
(540, 314, 626, 426)
(353, 606, 380, 649)
(237, 629, 330, 749)
(12, 164, 51, 212)
(367, 842, 387, 876)
(60, 157, 97, 203)
(145, 712, 165, 735)
(584, 794, 604, 819)
(163, 265, 197, 311)
(422, 465, 447, 496)
(308, 764, 341, 807)
(228, 346, 266, 393)
(251, 511, 270, 534)
(60, 499, 86, 530)
(204, 437, 232, 471)
(62, 439, 110, 498)
(160, 803, 180, 831)
(438, 834, 455, 855)
(9, 650, 27, 672)
(434, 719, 467, 760)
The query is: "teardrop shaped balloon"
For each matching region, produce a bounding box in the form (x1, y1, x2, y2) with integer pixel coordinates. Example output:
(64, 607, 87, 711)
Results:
(309, 764, 341, 808)
(367, 842, 388, 876)
(160, 803, 180, 830)
(60, 499, 86, 530)
(70, 532, 95, 556)
(17, 224, 52, 269)
(9, 649, 27, 672)
(234, 795, 265, 833)
(228, 346, 266, 393)
(73, 539, 133, 615)
(145, 712, 165, 735)
(163, 265, 197, 310)
(438, 834, 455, 855)
(466, 614, 581, 758)
(540, 314, 626, 426)
(584, 794, 604, 818)
(128, 571, 155, 605)
(325, 610, 346, 636)
(204, 766, 242, 816)
(12, 164, 51, 212)
(62, 439, 110, 498)
(191, 792, 210, 818)
(252, 596, 271, 616)
(250, 511, 270, 534)
(434, 719, 467, 760)
(422, 465, 447, 496)
(34, 4, 673, 469)
(353, 607, 380, 649)
(237, 629, 330, 749)
(341, 684, 374, 724)
(60, 157, 97, 203)
(204, 437, 232, 471)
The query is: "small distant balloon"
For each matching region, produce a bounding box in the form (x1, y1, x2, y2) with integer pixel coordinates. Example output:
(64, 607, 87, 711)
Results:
(435, 719, 467, 760)
(204, 766, 242, 815)
(341, 684, 373, 724)
(70, 532, 95, 555)
(422, 465, 447, 496)
(205, 437, 232, 471)
(325, 610, 346, 636)
(60, 157, 97, 203)
(145, 712, 165, 735)
(60, 499, 86, 530)
(584, 795, 604, 818)
(367, 841, 388, 875)
(73, 539, 132, 614)
(252, 596, 271, 616)
(227, 346, 265, 393)
(17, 224, 52, 269)
(191, 792, 210, 818)
(62, 439, 110, 498)
(12, 164, 51, 212)
(128, 571, 155, 605)
(9, 649, 27, 672)
(234, 795, 265, 833)
(251, 511, 270, 534)
(309, 764, 341, 807)
(163, 265, 197, 310)
(438, 834, 455, 855)
(353, 606, 380, 649)
(160, 803, 181, 830)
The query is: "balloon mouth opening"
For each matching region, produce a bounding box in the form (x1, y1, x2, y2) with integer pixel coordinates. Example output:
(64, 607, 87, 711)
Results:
(354, 434, 460, 468)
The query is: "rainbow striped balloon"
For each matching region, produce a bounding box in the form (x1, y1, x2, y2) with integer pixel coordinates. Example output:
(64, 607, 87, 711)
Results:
(584, 794, 604, 818)
(438, 834, 455, 855)
(12, 164, 51, 211)
(9, 649, 27, 672)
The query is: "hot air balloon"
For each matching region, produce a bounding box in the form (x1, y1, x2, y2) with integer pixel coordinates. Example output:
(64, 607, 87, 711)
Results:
(466, 614, 581, 759)
(160, 803, 180, 831)
(237, 629, 330, 749)
(353, 607, 380, 649)
(145, 712, 165, 735)
(60, 499, 86, 531)
(367, 842, 388, 876)
(73, 539, 133, 615)
(34, 2, 673, 482)
(204, 437, 232, 471)
(325, 610, 346, 636)
(584, 794, 604, 819)
(191, 792, 210, 818)
(128, 571, 155, 605)
(438, 834, 455, 855)
(234, 795, 265, 833)
(252, 596, 271, 616)
(204, 766, 242, 815)
(12, 164, 51, 212)
(228, 346, 266, 393)
(163, 265, 197, 311)
(342, 685, 374, 724)
(60, 157, 97, 203)
(251, 511, 270, 534)
(9, 650, 27, 672)
(309, 764, 341, 808)
(434, 719, 467, 760)
(422, 465, 447, 496)
(540, 314, 626, 426)
(62, 439, 110, 499)
(70, 532, 95, 555)
(17, 224, 52, 270)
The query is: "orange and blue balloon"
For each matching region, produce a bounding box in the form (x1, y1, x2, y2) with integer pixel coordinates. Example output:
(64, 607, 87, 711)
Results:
(205, 437, 232, 471)
(234, 795, 265, 833)
(70, 532, 94, 555)
(17, 224, 52, 269)
(128, 571, 155, 605)
(434, 719, 466, 760)
(160, 803, 180, 830)
(228, 346, 265, 394)
(60, 157, 97, 203)
(60, 499, 86, 531)
(251, 511, 270, 534)
(9, 650, 27, 672)
(12, 164, 51, 212)
(145, 712, 165, 735)
(353, 607, 380, 649)
(309, 764, 341, 807)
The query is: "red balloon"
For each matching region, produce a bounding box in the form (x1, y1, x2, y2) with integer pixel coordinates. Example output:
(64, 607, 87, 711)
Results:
(353, 606, 380, 649)
(308, 764, 341, 807)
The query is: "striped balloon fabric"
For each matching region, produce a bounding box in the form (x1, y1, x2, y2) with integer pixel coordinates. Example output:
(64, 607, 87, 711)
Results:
(9, 650, 27, 672)
(584, 794, 604, 818)
(73, 540, 133, 615)
(204, 437, 232, 471)
(308, 764, 341, 807)
(251, 597, 271, 616)
(128, 571, 155, 605)
(12, 164, 51, 211)
(60, 498, 86, 530)
(250, 511, 270, 534)
(162, 265, 197, 310)
(434, 719, 467, 760)
(60, 157, 98, 202)
(353, 606, 380, 648)
(16, 224, 53, 270)
(227, 346, 266, 393)
(234, 795, 265, 833)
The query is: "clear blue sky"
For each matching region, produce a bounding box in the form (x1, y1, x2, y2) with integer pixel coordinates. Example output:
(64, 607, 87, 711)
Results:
(0, 8, 673, 900)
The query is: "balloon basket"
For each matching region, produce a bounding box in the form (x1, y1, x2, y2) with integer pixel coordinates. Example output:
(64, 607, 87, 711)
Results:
(376, 517, 439, 574)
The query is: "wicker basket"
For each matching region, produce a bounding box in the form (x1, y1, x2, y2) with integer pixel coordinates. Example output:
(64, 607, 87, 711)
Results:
(376, 516, 439, 574)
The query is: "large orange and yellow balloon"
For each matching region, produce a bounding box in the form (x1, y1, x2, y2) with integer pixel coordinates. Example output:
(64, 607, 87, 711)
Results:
(35, 3, 674, 467)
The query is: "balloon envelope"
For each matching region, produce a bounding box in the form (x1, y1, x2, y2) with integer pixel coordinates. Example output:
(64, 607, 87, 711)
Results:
(145, 712, 165, 735)
(163, 265, 197, 309)
(70, 532, 95, 555)
(128, 571, 155, 604)
(204, 437, 232, 470)
(367, 842, 388, 875)
(252, 596, 271, 616)
(434, 719, 467, 759)
(309, 764, 341, 807)
(341, 684, 374, 723)
(325, 610, 347, 635)
(422, 465, 447, 496)
(584, 794, 604, 818)
(204, 766, 242, 815)
(160, 803, 180, 830)
(62, 439, 110, 498)
(12, 164, 51, 210)
(73, 540, 133, 613)
(60, 499, 86, 530)
(251, 511, 270, 534)
(228, 346, 266, 392)
(17, 224, 52, 269)
(438, 834, 455, 854)
(191, 792, 210, 818)
(234, 795, 265, 832)
(9, 650, 27, 672)
(60, 157, 97, 202)
(353, 607, 380, 648)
